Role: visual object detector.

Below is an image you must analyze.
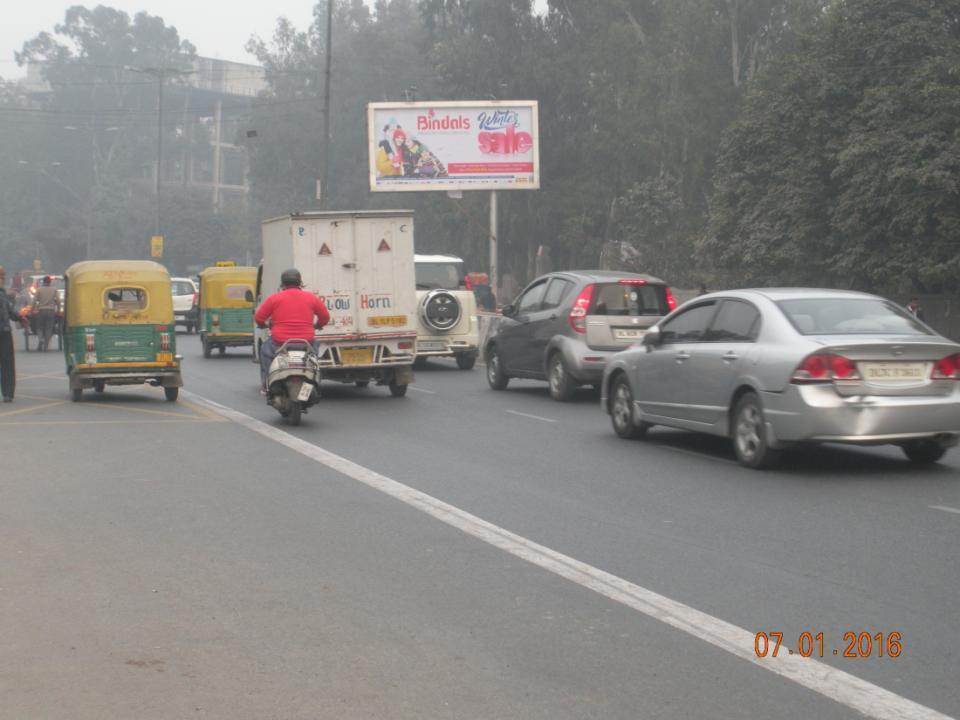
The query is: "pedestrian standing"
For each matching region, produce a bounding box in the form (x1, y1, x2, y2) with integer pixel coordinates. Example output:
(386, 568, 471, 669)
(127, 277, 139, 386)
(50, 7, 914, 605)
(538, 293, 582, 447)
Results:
(33, 275, 60, 351)
(0, 266, 25, 402)
(906, 297, 925, 322)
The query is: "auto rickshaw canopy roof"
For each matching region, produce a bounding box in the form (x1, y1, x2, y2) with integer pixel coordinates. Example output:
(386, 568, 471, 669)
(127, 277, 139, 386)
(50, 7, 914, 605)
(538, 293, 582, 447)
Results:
(198, 265, 257, 309)
(64, 260, 174, 325)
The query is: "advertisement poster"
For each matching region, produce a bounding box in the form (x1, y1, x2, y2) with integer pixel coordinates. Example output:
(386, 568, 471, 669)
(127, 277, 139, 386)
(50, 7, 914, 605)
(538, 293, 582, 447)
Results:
(368, 101, 540, 192)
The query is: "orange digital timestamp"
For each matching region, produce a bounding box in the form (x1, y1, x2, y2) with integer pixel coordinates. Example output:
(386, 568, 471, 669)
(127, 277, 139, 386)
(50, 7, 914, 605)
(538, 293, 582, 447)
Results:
(754, 631, 903, 659)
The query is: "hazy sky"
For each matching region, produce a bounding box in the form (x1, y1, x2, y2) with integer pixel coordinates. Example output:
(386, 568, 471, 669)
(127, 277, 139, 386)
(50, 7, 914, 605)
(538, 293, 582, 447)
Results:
(0, 0, 318, 78)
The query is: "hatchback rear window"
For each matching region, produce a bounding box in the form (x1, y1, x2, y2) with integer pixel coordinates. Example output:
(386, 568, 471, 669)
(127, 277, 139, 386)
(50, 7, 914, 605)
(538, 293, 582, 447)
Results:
(592, 282, 667, 316)
(172, 281, 195, 296)
(777, 298, 932, 335)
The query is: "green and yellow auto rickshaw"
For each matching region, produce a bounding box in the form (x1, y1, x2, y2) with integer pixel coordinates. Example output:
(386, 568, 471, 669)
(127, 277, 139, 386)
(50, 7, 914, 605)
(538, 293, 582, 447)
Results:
(198, 265, 257, 358)
(62, 260, 182, 402)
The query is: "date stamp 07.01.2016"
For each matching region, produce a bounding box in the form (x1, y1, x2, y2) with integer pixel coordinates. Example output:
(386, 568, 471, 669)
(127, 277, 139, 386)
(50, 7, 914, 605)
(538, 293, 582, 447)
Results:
(754, 631, 903, 659)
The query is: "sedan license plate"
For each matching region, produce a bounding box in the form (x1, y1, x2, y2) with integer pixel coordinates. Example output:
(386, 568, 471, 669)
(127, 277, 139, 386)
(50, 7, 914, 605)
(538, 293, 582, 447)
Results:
(297, 383, 313, 402)
(861, 362, 926, 382)
(614, 328, 644, 340)
(340, 347, 374, 366)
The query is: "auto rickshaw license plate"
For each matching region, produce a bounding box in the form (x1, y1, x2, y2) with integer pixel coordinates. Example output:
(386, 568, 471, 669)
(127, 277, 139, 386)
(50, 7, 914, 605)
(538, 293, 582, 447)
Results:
(340, 347, 374, 365)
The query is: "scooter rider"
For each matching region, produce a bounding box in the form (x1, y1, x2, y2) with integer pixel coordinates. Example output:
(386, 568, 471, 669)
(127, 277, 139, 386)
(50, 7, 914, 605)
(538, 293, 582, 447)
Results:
(255, 268, 330, 391)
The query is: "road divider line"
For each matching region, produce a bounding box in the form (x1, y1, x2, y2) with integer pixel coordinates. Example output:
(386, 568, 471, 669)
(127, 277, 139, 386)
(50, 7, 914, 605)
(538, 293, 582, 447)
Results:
(183, 389, 954, 720)
(407, 386, 436, 394)
(505, 409, 557, 423)
(0, 400, 67, 418)
(929, 505, 960, 515)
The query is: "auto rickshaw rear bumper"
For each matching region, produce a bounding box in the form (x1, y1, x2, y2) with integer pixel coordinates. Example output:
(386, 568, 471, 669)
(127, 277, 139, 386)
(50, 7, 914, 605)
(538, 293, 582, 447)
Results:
(69, 363, 182, 389)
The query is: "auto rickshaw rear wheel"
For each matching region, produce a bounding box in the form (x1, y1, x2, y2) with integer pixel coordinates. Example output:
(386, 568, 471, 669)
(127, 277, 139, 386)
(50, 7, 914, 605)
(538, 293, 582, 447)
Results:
(164, 386, 179, 402)
(71, 388, 82, 402)
(93, 381, 105, 393)
(202, 336, 212, 358)
(218, 345, 226, 356)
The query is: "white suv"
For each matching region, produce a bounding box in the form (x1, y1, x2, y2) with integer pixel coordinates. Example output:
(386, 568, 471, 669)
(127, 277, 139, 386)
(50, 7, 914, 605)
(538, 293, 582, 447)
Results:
(415, 254, 479, 369)
(171, 277, 198, 333)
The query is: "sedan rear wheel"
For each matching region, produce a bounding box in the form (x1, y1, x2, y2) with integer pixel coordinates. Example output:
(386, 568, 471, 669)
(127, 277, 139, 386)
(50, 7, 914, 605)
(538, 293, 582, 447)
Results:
(732, 393, 780, 469)
(901, 440, 947, 465)
(610, 376, 648, 439)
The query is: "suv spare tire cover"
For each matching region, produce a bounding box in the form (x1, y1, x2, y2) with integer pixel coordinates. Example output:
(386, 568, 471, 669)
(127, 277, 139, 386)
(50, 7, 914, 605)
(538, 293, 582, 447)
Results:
(420, 289, 462, 332)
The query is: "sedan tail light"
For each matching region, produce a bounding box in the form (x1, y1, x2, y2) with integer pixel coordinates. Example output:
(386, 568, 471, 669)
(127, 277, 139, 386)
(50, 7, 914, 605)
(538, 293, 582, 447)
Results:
(932, 353, 960, 380)
(568, 284, 594, 333)
(792, 353, 861, 383)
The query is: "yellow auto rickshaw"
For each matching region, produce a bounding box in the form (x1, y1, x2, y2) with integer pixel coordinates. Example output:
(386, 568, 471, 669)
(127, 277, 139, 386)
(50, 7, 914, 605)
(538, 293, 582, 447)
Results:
(198, 265, 257, 358)
(62, 260, 182, 402)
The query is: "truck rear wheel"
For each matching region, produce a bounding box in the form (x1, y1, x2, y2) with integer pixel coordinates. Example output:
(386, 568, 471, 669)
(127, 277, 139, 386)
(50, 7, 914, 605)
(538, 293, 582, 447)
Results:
(389, 381, 408, 397)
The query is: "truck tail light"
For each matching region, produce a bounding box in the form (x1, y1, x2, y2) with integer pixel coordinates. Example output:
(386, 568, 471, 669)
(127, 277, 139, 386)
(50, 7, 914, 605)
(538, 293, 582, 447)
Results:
(568, 284, 594, 334)
(398, 341, 413, 350)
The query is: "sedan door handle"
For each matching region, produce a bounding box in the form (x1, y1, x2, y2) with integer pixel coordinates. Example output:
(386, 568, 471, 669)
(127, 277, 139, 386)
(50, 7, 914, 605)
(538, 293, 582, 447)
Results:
(674, 351, 690, 362)
(722, 351, 739, 362)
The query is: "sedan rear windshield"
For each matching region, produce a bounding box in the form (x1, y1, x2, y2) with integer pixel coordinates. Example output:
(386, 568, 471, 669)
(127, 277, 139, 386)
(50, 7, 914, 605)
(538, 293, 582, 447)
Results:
(416, 262, 465, 290)
(172, 281, 195, 296)
(592, 282, 667, 316)
(777, 298, 932, 336)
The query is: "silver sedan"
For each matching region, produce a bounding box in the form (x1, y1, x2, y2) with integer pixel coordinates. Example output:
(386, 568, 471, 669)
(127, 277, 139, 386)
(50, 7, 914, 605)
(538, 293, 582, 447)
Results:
(601, 289, 960, 468)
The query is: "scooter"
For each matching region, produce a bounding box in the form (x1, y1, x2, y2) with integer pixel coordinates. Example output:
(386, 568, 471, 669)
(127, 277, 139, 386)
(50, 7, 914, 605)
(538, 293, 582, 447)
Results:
(266, 339, 321, 426)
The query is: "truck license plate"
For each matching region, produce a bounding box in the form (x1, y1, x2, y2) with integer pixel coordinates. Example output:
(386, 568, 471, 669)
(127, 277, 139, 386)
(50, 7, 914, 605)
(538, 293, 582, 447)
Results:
(369, 315, 408, 327)
(340, 347, 374, 365)
(861, 362, 926, 382)
(297, 383, 313, 402)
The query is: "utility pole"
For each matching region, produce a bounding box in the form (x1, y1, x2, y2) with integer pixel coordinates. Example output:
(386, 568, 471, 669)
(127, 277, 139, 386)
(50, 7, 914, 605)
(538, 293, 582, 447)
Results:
(320, 0, 334, 209)
(489, 191, 498, 301)
(130, 67, 193, 241)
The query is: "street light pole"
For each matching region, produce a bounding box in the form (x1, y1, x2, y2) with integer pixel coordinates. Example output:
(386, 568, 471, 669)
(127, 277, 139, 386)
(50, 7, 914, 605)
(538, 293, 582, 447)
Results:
(320, 0, 333, 209)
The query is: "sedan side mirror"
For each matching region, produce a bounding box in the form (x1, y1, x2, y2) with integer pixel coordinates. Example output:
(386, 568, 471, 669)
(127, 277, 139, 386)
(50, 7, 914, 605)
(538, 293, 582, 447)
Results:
(501, 303, 516, 318)
(244, 289, 255, 303)
(641, 325, 662, 347)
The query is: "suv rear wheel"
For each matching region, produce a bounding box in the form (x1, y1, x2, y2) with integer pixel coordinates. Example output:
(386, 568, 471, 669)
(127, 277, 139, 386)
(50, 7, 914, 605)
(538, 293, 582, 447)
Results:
(548, 352, 576, 402)
(455, 352, 476, 370)
(486, 346, 509, 390)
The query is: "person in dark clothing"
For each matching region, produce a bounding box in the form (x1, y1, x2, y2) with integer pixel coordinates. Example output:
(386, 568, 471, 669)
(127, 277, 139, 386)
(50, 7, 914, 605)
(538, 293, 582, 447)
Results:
(906, 297, 925, 322)
(0, 266, 26, 402)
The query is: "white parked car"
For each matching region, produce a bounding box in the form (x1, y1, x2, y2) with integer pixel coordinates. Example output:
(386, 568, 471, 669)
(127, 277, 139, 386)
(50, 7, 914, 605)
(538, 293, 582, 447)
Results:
(171, 277, 198, 333)
(414, 254, 479, 369)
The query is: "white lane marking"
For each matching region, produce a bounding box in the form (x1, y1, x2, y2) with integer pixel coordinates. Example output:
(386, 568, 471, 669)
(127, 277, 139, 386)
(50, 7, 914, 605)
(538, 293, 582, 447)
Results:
(929, 505, 960, 516)
(505, 409, 557, 423)
(184, 389, 954, 720)
(653, 444, 738, 465)
(408, 386, 436, 394)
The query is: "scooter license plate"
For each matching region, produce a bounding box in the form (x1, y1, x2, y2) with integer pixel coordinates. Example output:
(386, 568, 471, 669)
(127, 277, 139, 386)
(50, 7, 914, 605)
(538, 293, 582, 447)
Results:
(297, 384, 313, 402)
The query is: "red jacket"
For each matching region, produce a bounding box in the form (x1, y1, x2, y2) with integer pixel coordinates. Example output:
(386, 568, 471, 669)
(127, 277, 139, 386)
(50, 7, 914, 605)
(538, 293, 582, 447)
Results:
(254, 287, 330, 344)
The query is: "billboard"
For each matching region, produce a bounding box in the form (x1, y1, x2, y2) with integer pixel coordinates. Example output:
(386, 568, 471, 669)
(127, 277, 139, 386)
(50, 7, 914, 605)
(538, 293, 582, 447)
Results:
(368, 101, 539, 192)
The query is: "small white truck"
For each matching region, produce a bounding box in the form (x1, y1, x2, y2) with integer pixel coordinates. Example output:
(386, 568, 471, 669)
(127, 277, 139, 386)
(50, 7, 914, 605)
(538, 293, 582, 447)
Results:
(257, 210, 417, 396)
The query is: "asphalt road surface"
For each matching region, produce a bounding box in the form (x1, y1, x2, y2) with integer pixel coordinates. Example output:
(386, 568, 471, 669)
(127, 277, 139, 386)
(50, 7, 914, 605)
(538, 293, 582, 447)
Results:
(2, 331, 959, 720)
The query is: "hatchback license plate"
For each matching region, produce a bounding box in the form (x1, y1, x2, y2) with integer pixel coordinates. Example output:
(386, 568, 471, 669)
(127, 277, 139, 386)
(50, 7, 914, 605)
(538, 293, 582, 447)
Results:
(861, 362, 926, 381)
(340, 347, 374, 365)
(614, 328, 644, 340)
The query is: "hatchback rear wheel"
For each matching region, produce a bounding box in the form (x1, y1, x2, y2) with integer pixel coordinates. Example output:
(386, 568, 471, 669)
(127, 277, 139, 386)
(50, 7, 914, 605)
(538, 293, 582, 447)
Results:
(732, 392, 780, 468)
(548, 353, 576, 402)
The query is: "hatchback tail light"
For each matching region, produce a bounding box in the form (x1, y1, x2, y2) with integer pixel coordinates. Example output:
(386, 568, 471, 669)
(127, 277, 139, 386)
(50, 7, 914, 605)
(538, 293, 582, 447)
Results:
(159, 332, 171, 351)
(568, 284, 594, 333)
(792, 353, 861, 383)
(192, 292, 199, 307)
(665, 287, 677, 311)
(932, 353, 960, 380)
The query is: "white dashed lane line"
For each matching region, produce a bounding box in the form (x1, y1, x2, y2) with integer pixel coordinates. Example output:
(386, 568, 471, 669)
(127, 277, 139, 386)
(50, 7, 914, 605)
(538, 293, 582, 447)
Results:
(929, 505, 960, 516)
(408, 385, 437, 394)
(505, 409, 557, 423)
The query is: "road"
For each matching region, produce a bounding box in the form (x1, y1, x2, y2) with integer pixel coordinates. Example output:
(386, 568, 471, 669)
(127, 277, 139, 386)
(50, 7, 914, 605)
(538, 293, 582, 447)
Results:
(2, 332, 959, 719)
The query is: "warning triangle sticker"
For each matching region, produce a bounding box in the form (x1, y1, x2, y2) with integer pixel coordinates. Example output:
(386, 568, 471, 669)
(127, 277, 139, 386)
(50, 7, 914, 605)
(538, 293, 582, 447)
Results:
(377, 239, 391, 253)
(318, 243, 332, 256)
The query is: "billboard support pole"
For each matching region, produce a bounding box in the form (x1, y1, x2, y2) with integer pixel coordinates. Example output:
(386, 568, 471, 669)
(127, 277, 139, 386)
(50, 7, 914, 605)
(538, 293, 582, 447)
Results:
(489, 190, 498, 303)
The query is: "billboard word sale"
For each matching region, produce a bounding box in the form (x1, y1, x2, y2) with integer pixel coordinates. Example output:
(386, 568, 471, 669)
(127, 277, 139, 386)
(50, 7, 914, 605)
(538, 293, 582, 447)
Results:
(368, 101, 540, 192)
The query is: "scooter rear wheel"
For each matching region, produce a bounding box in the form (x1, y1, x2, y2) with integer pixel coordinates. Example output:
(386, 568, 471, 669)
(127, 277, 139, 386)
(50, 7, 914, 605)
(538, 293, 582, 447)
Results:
(288, 401, 301, 426)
